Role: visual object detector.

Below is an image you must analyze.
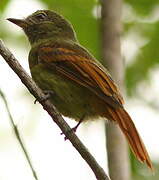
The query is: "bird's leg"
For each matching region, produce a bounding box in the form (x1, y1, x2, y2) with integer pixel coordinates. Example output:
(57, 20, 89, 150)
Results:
(34, 90, 55, 104)
(71, 116, 85, 132)
(61, 114, 85, 140)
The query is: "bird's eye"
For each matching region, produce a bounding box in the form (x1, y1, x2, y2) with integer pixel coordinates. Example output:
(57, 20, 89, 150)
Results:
(35, 12, 47, 20)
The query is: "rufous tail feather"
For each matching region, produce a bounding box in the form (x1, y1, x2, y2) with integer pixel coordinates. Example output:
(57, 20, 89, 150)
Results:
(107, 107, 153, 170)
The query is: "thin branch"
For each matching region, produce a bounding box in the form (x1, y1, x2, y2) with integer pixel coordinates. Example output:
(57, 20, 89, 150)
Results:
(0, 90, 38, 180)
(0, 40, 110, 180)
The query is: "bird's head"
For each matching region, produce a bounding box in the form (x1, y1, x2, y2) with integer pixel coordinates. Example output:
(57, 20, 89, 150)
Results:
(7, 10, 77, 44)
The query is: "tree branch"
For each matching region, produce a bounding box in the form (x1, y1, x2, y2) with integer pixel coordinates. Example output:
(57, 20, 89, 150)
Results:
(0, 90, 38, 180)
(101, 0, 131, 179)
(0, 40, 110, 180)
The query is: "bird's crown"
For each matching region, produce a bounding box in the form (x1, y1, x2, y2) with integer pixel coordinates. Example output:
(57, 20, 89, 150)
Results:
(8, 10, 76, 44)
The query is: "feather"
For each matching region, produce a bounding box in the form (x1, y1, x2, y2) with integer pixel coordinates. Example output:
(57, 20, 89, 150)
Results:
(107, 107, 153, 170)
(38, 45, 123, 107)
(37, 42, 153, 169)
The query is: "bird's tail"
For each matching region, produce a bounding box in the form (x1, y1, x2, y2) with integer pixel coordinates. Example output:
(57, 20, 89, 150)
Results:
(107, 107, 153, 170)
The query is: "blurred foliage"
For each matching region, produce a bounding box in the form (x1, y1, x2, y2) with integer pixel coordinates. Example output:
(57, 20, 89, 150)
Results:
(124, 0, 159, 96)
(0, 0, 10, 12)
(125, 21, 159, 95)
(0, 0, 159, 179)
(125, 0, 159, 16)
(130, 150, 159, 180)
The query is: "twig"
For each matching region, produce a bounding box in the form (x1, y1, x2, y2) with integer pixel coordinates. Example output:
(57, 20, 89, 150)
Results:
(0, 40, 110, 180)
(0, 90, 38, 180)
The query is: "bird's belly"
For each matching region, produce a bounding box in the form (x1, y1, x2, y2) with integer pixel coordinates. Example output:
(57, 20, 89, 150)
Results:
(31, 65, 102, 120)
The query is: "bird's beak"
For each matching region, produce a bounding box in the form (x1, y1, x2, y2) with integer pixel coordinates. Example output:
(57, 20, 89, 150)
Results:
(7, 18, 28, 28)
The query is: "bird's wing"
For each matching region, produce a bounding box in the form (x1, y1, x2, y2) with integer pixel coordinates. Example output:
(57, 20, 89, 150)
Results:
(37, 43, 153, 170)
(37, 43, 124, 108)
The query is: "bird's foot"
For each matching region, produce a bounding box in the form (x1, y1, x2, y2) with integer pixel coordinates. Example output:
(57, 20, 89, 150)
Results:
(34, 90, 55, 104)
(61, 115, 85, 140)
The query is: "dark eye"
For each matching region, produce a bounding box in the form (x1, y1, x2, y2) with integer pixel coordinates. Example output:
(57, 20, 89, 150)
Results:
(35, 12, 47, 20)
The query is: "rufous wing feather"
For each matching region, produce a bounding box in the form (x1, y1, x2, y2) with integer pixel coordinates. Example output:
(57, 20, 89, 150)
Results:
(38, 44, 153, 170)
(107, 107, 153, 170)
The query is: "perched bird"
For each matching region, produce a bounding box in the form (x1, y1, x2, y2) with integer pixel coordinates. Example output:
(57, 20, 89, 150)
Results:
(8, 10, 152, 169)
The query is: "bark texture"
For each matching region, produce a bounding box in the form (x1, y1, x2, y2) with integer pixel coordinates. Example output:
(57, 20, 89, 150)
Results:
(101, 0, 131, 180)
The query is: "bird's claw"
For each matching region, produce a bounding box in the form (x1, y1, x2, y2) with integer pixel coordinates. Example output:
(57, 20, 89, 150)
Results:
(34, 90, 55, 104)
(60, 119, 84, 140)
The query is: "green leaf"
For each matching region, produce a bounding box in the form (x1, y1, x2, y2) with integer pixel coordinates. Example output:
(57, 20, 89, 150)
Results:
(0, 0, 10, 12)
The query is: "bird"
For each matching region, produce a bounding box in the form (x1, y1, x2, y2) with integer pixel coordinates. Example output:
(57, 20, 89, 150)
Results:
(7, 10, 152, 169)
